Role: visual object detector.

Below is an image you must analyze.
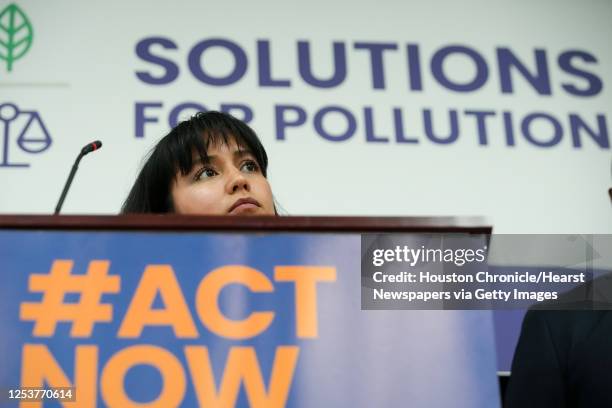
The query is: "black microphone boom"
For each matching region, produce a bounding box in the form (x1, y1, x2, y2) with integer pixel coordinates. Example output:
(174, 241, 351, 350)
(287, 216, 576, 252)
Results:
(54, 140, 103, 215)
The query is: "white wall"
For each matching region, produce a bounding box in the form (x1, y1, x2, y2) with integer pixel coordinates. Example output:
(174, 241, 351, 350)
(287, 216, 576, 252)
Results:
(1, 0, 611, 233)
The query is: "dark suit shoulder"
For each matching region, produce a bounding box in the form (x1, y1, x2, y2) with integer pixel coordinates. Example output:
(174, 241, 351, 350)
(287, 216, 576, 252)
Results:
(506, 309, 611, 408)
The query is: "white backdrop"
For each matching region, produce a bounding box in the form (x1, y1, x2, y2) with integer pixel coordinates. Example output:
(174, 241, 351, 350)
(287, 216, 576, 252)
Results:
(1, 0, 611, 233)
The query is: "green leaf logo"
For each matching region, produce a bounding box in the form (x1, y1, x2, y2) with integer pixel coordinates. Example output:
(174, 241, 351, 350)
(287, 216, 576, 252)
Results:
(0, 3, 34, 72)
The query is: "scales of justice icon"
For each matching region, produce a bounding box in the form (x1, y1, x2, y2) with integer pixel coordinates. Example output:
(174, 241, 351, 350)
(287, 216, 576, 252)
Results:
(0, 103, 52, 167)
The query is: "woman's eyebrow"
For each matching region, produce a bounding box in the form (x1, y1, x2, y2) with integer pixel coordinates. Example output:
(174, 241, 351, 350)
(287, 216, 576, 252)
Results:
(233, 149, 254, 158)
(194, 149, 253, 163)
(192, 155, 213, 165)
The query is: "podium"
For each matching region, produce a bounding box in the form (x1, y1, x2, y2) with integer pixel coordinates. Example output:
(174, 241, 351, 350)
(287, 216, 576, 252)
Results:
(0, 215, 499, 408)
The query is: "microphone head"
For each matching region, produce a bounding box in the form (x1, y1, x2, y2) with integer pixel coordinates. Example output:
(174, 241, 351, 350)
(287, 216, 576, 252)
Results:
(81, 140, 102, 155)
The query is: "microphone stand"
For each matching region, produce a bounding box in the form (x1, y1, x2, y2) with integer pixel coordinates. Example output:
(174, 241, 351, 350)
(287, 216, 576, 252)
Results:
(54, 141, 102, 215)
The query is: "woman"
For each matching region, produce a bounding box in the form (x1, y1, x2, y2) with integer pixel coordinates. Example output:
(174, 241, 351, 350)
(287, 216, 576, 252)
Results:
(122, 111, 276, 215)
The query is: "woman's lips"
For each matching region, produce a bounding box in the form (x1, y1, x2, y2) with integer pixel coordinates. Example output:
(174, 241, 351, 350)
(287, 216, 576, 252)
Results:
(229, 202, 259, 214)
(228, 198, 261, 214)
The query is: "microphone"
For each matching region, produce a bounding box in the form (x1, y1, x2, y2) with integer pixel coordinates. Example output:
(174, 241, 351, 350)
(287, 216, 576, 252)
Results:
(81, 140, 102, 155)
(54, 140, 103, 215)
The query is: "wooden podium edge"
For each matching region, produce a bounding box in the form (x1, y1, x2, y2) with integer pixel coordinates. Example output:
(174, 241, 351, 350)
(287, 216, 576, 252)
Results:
(0, 215, 492, 233)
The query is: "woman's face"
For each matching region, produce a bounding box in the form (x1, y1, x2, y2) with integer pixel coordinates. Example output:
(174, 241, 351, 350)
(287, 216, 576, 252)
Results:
(171, 139, 275, 215)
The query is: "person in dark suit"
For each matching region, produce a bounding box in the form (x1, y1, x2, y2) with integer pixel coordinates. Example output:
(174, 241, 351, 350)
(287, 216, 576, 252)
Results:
(505, 271, 612, 407)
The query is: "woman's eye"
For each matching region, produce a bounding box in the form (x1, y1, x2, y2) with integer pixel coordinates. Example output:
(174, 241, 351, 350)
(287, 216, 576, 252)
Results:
(241, 160, 259, 173)
(195, 167, 218, 180)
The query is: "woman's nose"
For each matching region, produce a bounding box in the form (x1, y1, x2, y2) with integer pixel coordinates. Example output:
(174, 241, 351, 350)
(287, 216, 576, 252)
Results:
(226, 168, 250, 194)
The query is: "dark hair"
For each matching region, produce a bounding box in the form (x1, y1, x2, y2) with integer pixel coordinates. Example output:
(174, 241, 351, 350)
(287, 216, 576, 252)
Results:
(121, 111, 269, 213)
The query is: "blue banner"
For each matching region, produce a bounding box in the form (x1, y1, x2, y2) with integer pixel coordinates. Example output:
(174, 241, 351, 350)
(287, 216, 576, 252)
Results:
(0, 231, 499, 407)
